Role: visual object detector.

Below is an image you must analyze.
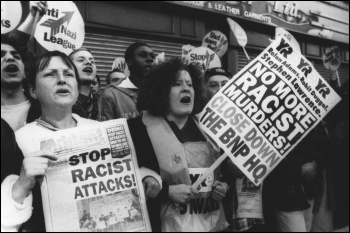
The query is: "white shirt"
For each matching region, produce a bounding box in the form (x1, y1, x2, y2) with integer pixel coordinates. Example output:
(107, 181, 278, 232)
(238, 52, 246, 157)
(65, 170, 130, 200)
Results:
(16, 114, 97, 156)
(117, 77, 138, 89)
(1, 100, 31, 132)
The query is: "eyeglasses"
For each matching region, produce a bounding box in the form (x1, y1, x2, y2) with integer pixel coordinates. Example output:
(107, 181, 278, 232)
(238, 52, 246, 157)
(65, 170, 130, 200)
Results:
(137, 51, 156, 59)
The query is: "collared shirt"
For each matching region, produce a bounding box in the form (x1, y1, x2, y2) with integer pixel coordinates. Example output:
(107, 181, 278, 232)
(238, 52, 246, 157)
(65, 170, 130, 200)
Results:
(73, 92, 99, 120)
(118, 76, 138, 89)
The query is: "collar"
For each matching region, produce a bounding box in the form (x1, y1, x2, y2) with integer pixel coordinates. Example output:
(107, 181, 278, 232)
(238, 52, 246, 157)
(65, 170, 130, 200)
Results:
(36, 114, 79, 131)
(118, 76, 138, 89)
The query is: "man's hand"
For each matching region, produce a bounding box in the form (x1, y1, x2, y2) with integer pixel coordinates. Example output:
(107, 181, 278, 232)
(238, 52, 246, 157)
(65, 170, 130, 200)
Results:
(169, 184, 199, 204)
(212, 181, 228, 201)
(143, 177, 161, 200)
(12, 150, 57, 204)
(29, 1, 48, 16)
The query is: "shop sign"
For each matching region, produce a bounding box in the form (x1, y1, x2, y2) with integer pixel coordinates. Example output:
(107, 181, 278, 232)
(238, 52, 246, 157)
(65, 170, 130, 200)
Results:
(168, 1, 349, 44)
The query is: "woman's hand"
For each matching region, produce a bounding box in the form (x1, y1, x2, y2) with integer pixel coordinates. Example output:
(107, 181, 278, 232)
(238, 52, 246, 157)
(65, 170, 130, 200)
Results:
(211, 181, 228, 201)
(12, 150, 57, 204)
(169, 184, 199, 204)
(143, 177, 161, 200)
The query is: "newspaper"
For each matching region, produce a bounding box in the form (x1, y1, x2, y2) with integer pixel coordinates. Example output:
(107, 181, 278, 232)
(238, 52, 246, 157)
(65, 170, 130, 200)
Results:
(29, 119, 151, 232)
(233, 177, 263, 219)
(199, 35, 342, 185)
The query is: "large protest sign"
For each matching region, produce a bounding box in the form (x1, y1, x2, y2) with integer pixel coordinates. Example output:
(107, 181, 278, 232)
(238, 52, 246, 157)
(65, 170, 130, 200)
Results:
(34, 1, 85, 55)
(275, 27, 301, 54)
(201, 31, 228, 57)
(20, 120, 151, 232)
(1, 1, 22, 34)
(199, 35, 341, 185)
(185, 47, 221, 74)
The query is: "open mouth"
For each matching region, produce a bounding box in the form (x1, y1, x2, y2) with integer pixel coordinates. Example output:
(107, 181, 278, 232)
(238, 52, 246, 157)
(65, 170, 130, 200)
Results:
(83, 67, 93, 73)
(180, 96, 191, 104)
(56, 89, 70, 94)
(5, 64, 19, 73)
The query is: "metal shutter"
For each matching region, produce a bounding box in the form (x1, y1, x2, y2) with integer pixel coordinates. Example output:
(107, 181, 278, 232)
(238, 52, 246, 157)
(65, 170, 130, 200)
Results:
(238, 49, 263, 72)
(83, 32, 184, 89)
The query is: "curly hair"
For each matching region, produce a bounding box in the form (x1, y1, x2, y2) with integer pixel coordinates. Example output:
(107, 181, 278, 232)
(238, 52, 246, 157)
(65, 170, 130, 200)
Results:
(137, 58, 204, 116)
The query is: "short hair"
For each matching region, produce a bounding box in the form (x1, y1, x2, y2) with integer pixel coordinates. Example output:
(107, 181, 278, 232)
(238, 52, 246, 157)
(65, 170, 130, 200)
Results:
(125, 42, 151, 64)
(137, 58, 204, 116)
(1, 35, 26, 61)
(106, 68, 124, 84)
(69, 47, 93, 60)
(26, 51, 80, 89)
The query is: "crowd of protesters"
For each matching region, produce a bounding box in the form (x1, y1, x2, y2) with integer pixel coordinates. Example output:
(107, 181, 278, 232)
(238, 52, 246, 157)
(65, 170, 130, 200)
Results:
(1, 1, 349, 232)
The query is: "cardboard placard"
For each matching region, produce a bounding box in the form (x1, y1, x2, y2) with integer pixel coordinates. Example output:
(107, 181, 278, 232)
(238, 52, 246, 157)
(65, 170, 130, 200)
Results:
(1, 1, 22, 34)
(34, 1, 85, 55)
(185, 47, 221, 74)
(201, 30, 228, 57)
(199, 35, 341, 185)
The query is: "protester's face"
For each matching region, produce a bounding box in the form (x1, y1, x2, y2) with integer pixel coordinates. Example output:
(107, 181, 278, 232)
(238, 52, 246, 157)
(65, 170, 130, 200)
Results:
(71, 51, 97, 84)
(109, 72, 125, 85)
(129, 46, 154, 77)
(32, 56, 79, 110)
(206, 75, 229, 99)
(168, 70, 195, 118)
(91, 79, 100, 95)
(1, 44, 25, 87)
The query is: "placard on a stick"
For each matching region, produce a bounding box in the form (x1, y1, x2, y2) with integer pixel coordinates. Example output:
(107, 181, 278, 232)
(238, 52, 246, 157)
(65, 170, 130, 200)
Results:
(1, 1, 22, 34)
(184, 47, 221, 74)
(34, 1, 85, 55)
(197, 35, 341, 186)
(202, 31, 228, 57)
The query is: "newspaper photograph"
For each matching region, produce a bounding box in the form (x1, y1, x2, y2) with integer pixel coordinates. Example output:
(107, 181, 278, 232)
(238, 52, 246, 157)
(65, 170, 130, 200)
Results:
(27, 119, 151, 232)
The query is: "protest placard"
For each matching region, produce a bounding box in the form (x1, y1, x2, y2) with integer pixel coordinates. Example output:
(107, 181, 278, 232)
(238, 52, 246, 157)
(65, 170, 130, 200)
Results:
(185, 47, 221, 74)
(181, 44, 195, 60)
(34, 1, 85, 55)
(275, 27, 301, 54)
(19, 119, 151, 232)
(112, 57, 130, 77)
(323, 46, 342, 86)
(1, 1, 22, 34)
(227, 18, 250, 60)
(201, 31, 228, 57)
(198, 35, 341, 185)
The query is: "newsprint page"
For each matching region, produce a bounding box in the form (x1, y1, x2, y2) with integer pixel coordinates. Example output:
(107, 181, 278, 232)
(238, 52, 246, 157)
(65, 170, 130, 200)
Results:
(26, 119, 151, 232)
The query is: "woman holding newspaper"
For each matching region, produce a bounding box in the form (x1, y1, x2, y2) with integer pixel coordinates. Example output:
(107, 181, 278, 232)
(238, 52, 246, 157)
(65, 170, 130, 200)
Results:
(8, 51, 98, 231)
(128, 58, 229, 232)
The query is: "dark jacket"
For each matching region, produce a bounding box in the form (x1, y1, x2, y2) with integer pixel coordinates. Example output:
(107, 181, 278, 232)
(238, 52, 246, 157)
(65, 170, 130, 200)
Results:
(101, 84, 139, 120)
(72, 92, 99, 120)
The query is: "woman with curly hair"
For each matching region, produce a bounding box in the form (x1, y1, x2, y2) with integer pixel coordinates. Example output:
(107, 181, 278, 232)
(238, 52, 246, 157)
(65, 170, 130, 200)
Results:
(128, 58, 228, 232)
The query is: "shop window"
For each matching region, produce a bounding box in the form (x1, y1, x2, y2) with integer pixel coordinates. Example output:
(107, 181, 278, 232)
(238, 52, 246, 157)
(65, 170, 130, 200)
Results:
(306, 44, 321, 57)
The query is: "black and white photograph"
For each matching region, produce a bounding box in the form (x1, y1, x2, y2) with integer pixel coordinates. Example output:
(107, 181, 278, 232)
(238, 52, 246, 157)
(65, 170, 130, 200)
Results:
(1, 1, 348, 232)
